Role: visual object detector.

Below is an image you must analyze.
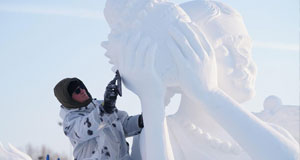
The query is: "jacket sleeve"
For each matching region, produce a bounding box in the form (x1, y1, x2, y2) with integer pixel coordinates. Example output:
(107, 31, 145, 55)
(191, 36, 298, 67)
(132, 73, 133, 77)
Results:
(118, 110, 143, 137)
(62, 105, 108, 144)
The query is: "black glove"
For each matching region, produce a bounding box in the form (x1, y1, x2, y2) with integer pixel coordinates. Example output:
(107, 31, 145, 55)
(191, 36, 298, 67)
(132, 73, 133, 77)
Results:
(138, 114, 144, 128)
(103, 79, 118, 114)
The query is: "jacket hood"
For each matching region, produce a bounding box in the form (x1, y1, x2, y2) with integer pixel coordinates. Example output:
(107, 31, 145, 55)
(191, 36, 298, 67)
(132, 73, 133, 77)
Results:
(54, 77, 92, 109)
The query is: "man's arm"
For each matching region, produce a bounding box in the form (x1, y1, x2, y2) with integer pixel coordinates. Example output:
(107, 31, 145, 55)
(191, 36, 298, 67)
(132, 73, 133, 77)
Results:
(117, 111, 143, 137)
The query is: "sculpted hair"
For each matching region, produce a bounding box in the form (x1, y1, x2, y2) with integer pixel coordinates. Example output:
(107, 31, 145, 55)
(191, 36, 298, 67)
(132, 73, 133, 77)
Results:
(180, 0, 242, 26)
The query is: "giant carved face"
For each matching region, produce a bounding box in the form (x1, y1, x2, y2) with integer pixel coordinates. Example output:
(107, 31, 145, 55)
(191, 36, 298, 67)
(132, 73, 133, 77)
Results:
(103, 0, 257, 104)
(180, 0, 257, 103)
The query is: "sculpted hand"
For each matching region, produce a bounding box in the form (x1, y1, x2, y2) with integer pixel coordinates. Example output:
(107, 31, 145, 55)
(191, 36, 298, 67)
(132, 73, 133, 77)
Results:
(167, 21, 219, 100)
(116, 33, 165, 99)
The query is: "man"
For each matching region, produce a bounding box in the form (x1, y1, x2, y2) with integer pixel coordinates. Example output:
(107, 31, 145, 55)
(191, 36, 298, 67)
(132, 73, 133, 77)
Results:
(54, 74, 143, 160)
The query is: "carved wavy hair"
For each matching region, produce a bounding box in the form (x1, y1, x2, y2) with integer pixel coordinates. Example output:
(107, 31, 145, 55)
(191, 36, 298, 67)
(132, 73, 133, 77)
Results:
(180, 0, 242, 26)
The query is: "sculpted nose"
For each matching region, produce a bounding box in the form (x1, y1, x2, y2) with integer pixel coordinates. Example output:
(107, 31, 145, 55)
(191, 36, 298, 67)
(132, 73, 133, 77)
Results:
(234, 54, 250, 68)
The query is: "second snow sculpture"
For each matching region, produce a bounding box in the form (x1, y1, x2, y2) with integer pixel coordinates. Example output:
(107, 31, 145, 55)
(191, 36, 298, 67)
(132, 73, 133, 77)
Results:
(102, 0, 299, 160)
(0, 142, 32, 160)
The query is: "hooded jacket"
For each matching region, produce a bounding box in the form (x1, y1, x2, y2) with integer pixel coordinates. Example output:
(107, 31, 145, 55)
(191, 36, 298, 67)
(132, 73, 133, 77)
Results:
(54, 78, 143, 159)
(54, 77, 92, 109)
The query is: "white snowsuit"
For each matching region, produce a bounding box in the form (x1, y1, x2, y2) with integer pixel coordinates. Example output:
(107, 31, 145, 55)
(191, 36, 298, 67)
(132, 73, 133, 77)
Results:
(59, 99, 143, 160)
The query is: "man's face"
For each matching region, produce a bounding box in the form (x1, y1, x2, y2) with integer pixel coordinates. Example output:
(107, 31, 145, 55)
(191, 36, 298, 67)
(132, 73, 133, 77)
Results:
(71, 86, 90, 103)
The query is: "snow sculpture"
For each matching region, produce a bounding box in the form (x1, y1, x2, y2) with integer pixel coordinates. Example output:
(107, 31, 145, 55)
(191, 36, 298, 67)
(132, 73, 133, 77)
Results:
(0, 142, 32, 160)
(255, 96, 300, 143)
(102, 0, 299, 159)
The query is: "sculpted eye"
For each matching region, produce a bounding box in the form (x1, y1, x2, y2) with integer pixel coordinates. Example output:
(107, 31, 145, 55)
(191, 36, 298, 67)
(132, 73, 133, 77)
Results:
(217, 45, 229, 56)
(238, 48, 251, 57)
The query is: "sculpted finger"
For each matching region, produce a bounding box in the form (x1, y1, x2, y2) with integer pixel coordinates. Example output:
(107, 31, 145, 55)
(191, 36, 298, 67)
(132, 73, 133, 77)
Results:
(168, 25, 199, 62)
(136, 37, 151, 68)
(144, 42, 157, 69)
(115, 33, 128, 69)
(177, 21, 207, 60)
(190, 23, 214, 58)
(126, 32, 141, 53)
(125, 33, 141, 69)
(117, 34, 129, 71)
(167, 38, 187, 66)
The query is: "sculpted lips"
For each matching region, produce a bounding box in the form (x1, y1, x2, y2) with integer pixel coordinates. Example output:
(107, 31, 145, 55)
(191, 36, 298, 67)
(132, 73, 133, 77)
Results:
(230, 68, 254, 88)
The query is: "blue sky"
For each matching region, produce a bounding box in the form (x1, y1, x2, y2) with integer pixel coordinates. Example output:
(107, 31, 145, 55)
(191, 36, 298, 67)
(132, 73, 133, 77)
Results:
(0, 0, 298, 157)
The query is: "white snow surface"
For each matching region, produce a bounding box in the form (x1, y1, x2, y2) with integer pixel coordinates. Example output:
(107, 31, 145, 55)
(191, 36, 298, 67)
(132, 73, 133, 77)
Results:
(0, 143, 32, 160)
(255, 95, 300, 143)
(102, 0, 299, 160)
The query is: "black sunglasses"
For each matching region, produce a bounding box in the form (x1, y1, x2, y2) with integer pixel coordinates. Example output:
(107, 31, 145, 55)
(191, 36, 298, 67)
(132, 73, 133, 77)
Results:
(73, 84, 85, 94)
